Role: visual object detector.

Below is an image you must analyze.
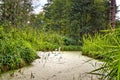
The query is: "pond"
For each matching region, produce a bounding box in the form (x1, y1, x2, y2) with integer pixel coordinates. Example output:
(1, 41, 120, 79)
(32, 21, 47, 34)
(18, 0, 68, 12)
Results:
(0, 51, 103, 80)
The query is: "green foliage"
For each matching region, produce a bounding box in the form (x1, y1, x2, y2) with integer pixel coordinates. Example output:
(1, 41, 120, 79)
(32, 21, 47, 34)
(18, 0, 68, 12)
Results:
(0, 39, 37, 72)
(44, 0, 71, 34)
(43, 0, 110, 45)
(82, 29, 120, 79)
(70, 0, 110, 35)
(20, 47, 36, 63)
(63, 46, 81, 51)
(63, 36, 76, 45)
(0, 25, 81, 74)
(0, 0, 32, 27)
(0, 27, 37, 73)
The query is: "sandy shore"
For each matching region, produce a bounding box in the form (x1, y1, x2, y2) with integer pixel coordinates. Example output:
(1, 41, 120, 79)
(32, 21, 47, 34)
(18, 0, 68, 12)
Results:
(0, 51, 103, 80)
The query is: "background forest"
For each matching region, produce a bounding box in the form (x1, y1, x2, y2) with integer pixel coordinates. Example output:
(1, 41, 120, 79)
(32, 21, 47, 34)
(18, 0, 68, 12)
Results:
(0, 0, 120, 79)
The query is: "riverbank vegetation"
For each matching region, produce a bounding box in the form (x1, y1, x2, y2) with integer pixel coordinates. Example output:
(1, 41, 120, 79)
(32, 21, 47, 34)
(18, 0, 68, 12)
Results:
(0, 0, 119, 79)
(82, 29, 120, 79)
(0, 25, 81, 74)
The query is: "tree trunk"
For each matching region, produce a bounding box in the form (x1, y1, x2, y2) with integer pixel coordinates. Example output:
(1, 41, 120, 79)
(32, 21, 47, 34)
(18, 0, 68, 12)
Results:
(110, 0, 116, 29)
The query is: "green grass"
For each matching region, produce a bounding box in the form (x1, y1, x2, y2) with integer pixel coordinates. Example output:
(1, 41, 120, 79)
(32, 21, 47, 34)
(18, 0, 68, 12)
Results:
(82, 29, 120, 79)
(63, 45, 81, 51)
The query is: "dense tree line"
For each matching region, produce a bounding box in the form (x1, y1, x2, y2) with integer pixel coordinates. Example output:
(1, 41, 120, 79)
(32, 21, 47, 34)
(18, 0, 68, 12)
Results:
(43, 0, 110, 44)
(0, 0, 110, 35)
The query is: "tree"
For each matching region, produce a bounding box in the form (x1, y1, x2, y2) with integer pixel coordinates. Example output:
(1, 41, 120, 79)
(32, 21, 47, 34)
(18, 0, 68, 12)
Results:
(43, 0, 110, 45)
(70, 0, 110, 36)
(0, 0, 33, 27)
(43, 0, 71, 34)
(29, 12, 45, 29)
(110, 0, 116, 29)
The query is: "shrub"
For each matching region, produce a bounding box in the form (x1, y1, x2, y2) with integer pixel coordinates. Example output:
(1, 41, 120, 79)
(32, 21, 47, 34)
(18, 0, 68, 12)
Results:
(63, 36, 76, 45)
(20, 47, 37, 63)
(0, 38, 37, 73)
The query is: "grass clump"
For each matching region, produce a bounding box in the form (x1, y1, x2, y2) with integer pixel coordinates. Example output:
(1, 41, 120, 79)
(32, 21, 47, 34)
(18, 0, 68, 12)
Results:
(82, 29, 120, 79)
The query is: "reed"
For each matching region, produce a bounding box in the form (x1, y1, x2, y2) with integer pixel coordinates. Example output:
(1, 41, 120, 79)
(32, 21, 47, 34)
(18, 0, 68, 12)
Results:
(82, 28, 120, 79)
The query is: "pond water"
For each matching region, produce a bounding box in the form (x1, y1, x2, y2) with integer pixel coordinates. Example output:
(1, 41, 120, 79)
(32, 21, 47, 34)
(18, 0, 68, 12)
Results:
(0, 51, 103, 80)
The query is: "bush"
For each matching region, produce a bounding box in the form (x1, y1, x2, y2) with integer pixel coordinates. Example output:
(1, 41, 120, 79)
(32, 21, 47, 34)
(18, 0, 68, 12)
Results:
(20, 47, 37, 63)
(0, 36, 37, 73)
(63, 36, 76, 45)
